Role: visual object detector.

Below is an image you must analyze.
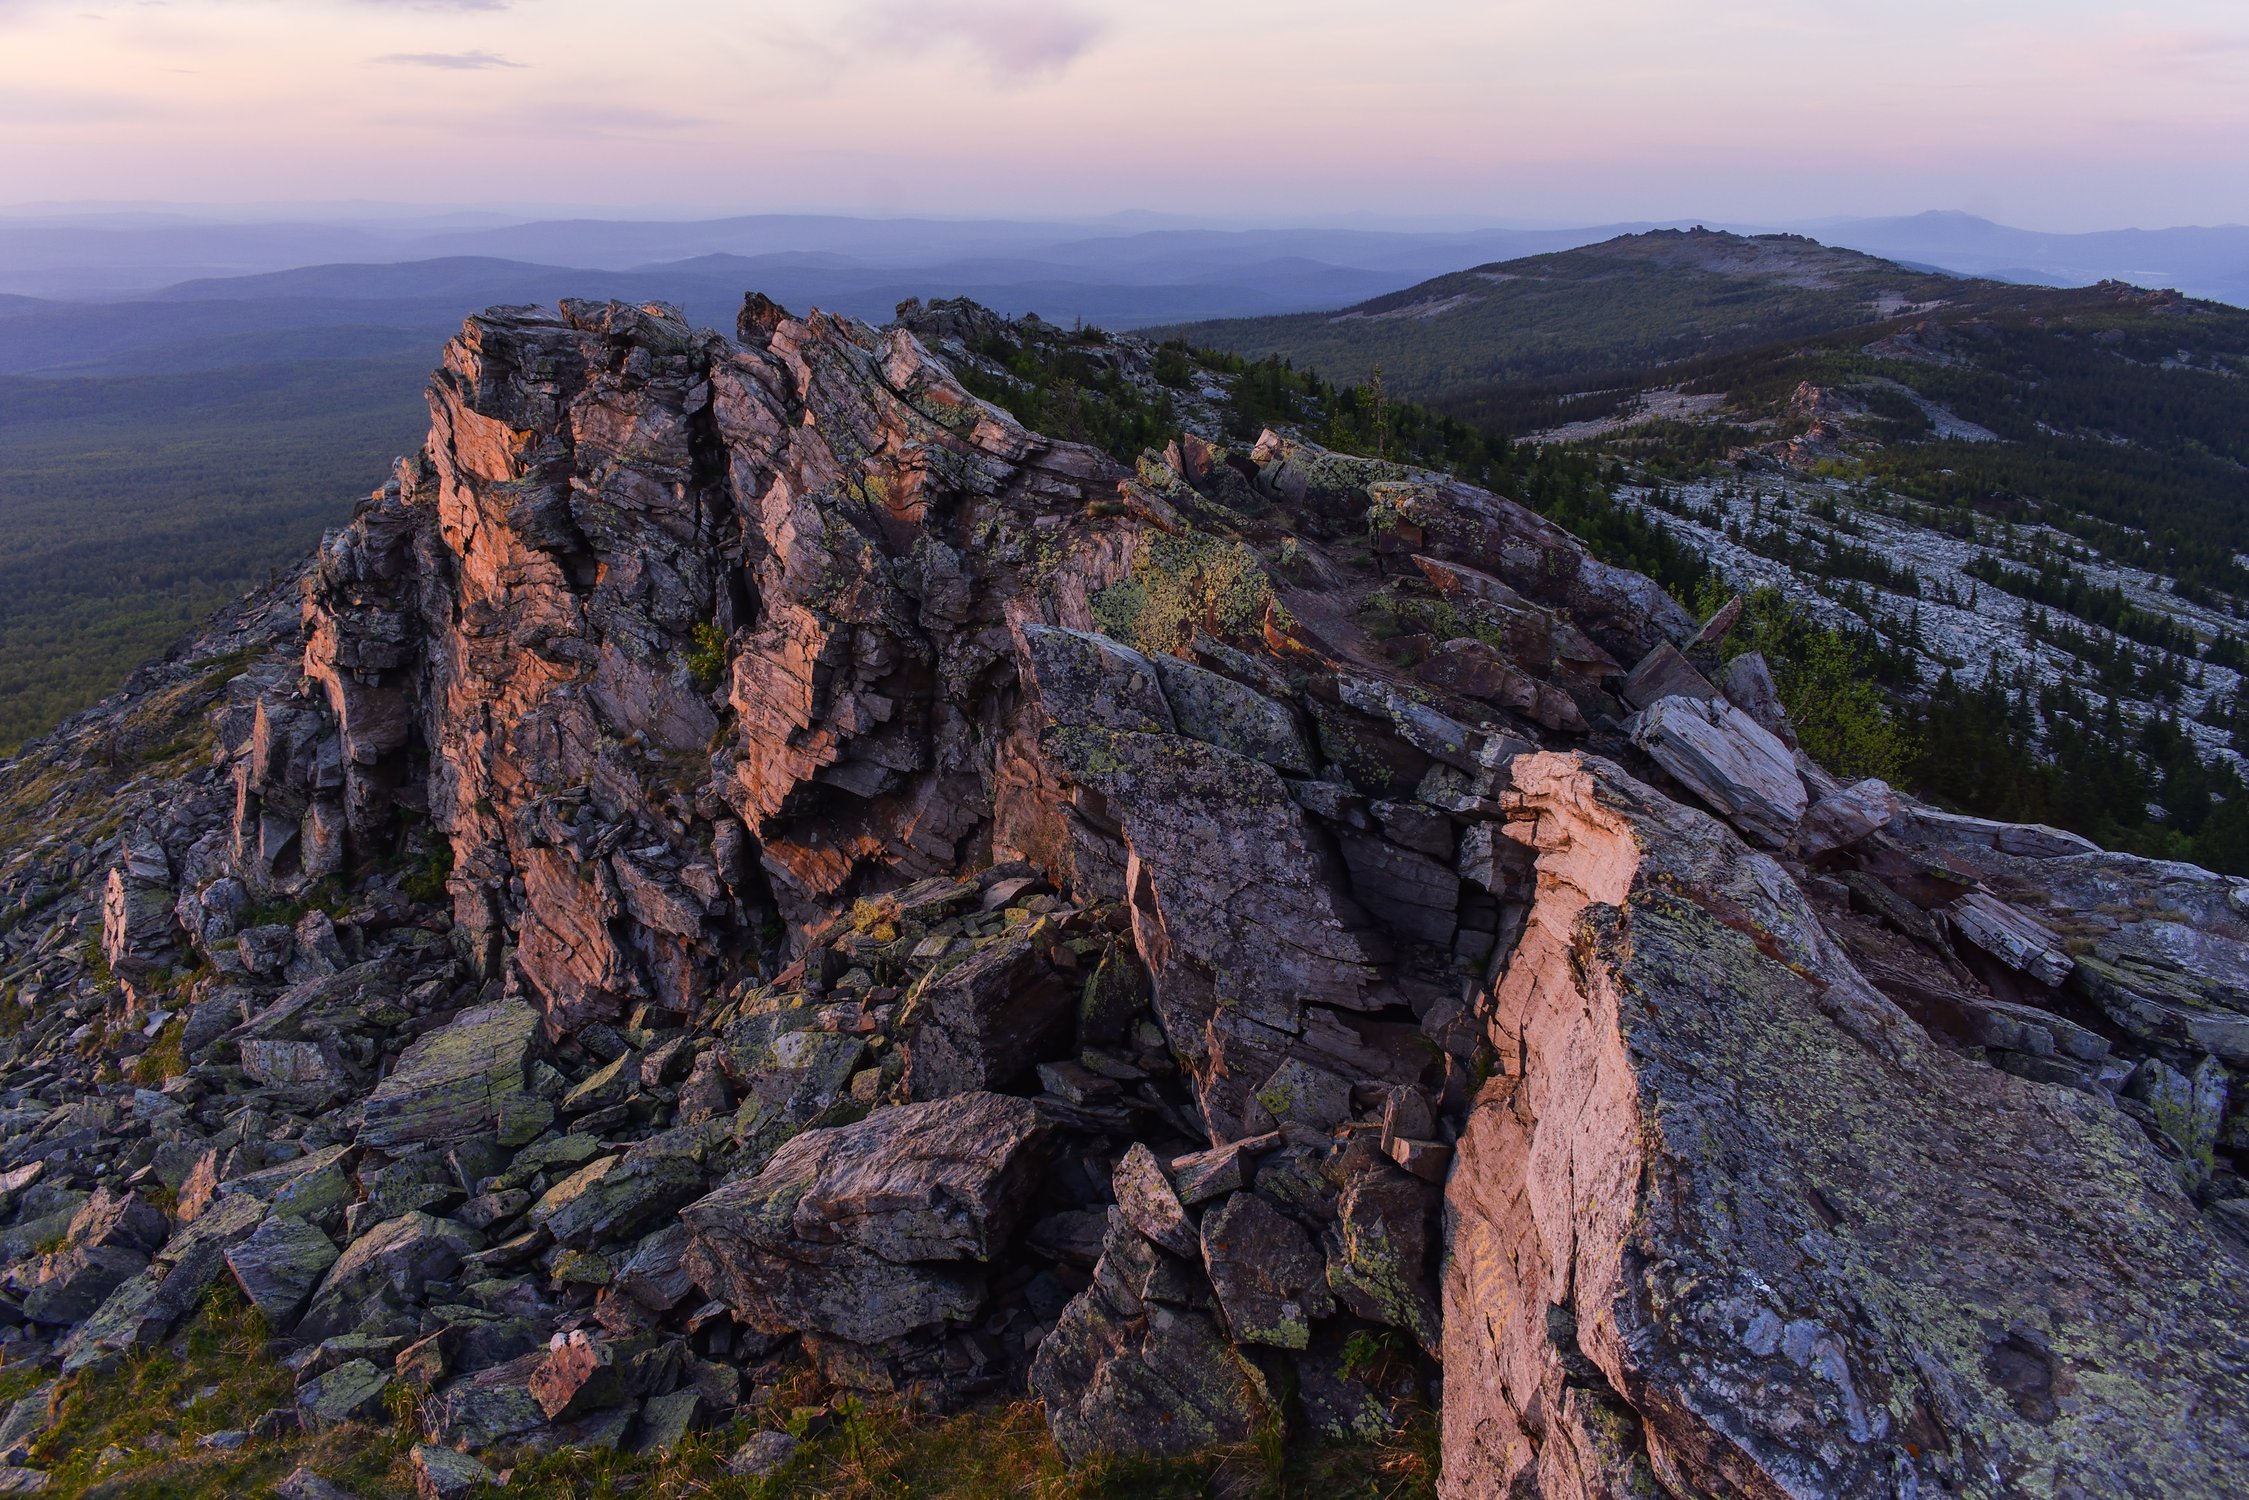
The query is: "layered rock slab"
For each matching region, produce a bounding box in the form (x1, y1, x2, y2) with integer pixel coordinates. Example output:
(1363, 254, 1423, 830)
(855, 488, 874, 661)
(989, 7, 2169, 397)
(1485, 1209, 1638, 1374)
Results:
(1034, 723, 1384, 1139)
(680, 1092, 1048, 1349)
(1442, 750, 2249, 1499)
(1624, 693, 1805, 847)
(357, 1000, 541, 1149)
(14, 287, 2248, 1493)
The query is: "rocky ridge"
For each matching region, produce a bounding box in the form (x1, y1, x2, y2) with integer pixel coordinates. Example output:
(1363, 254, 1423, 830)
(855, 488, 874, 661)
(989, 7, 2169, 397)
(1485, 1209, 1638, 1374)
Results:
(0, 294, 2243, 1496)
(1627, 468, 2249, 775)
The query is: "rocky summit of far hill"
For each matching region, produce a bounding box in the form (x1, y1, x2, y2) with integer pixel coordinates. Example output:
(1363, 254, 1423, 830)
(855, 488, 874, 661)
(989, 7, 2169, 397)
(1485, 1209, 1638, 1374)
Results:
(1154, 227, 1972, 397)
(0, 291, 2246, 1497)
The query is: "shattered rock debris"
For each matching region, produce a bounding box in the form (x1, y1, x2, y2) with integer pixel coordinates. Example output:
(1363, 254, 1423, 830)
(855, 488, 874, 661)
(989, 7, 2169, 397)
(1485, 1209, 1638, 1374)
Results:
(0, 294, 2240, 1497)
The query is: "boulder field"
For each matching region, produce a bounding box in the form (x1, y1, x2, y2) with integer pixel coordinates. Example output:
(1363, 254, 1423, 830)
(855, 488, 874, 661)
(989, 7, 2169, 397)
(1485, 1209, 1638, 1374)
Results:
(0, 295, 2242, 1495)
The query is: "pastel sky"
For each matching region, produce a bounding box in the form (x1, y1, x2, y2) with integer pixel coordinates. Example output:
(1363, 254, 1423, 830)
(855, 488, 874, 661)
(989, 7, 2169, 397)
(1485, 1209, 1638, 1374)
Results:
(1, 0, 2245, 228)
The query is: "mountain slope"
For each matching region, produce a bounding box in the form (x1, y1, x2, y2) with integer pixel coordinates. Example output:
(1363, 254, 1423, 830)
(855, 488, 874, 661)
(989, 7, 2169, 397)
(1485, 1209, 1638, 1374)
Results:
(0, 296, 2242, 1498)
(1157, 228, 1969, 394)
(0, 357, 430, 750)
(1166, 232, 2249, 871)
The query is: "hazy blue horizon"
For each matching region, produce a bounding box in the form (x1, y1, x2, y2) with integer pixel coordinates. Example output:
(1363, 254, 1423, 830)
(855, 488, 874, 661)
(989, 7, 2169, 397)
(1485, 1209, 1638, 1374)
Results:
(3, 203, 2246, 239)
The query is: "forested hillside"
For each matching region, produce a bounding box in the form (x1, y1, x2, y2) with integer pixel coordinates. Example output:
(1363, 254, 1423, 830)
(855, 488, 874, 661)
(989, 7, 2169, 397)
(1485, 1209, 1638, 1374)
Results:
(1155, 228, 1964, 394)
(1169, 235, 2249, 871)
(0, 357, 427, 750)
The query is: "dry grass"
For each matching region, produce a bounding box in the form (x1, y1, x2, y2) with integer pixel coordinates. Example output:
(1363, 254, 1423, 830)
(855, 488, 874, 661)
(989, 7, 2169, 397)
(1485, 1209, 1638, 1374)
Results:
(26, 1288, 417, 1498)
(489, 1397, 1436, 1500)
(15, 1288, 1437, 1500)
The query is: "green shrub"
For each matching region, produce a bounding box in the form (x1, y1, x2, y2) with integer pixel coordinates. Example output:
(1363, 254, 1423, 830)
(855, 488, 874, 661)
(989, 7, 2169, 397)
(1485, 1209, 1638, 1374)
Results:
(78, 936, 114, 989)
(131, 1016, 187, 1086)
(686, 623, 731, 692)
(1091, 531, 1277, 657)
(398, 837, 454, 905)
(1701, 585, 1913, 783)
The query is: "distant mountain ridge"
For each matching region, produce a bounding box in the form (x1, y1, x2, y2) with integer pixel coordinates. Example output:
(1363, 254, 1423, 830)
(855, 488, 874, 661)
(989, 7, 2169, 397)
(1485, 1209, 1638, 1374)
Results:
(0, 212, 1645, 301)
(3, 208, 2240, 379)
(0, 256, 1404, 376)
(1157, 228, 1974, 396)
(1818, 209, 2249, 306)
(4, 205, 2242, 306)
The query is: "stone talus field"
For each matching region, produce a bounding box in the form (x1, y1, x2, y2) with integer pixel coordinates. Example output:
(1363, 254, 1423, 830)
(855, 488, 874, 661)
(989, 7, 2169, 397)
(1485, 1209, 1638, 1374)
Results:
(0, 294, 2242, 1496)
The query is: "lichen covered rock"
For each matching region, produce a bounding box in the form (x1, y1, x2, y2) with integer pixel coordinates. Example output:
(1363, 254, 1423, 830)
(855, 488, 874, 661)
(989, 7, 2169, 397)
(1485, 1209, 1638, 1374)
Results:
(681, 1092, 1048, 1351)
(2, 292, 2244, 1496)
(1441, 751, 2249, 1499)
(357, 1000, 541, 1149)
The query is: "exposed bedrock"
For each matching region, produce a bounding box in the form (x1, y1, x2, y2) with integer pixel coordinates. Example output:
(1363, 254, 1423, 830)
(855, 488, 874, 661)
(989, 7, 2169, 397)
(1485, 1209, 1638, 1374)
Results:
(4, 295, 2245, 1496)
(1445, 751, 2249, 1498)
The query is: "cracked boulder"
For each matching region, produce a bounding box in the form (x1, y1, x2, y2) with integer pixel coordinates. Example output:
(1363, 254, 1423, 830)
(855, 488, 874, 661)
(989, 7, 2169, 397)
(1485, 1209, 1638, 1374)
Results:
(1440, 751, 2249, 1499)
(1946, 890, 2074, 988)
(1033, 723, 1382, 1139)
(58, 1193, 267, 1374)
(1198, 1190, 1332, 1349)
(898, 926, 1075, 1102)
(528, 1127, 715, 1248)
(2068, 954, 2249, 1063)
(681, 1092, 1048, 1356)
(101, 832, 179, 978)
(224, 1215, 340, 1327)
(296, 1212, 483, 1344)
(1031, 1216, 1271, 1464)
(1625, 693, 1805, 847)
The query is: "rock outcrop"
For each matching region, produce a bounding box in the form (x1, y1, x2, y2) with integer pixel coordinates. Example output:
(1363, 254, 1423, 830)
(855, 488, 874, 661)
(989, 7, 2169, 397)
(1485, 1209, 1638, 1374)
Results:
(1443, 752, 2247, 1497)
(0, 294, 2243, 1496)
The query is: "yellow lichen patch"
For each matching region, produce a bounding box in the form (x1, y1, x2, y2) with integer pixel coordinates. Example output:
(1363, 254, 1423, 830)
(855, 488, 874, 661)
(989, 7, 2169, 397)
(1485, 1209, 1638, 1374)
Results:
(1091, 531, 1276, 658)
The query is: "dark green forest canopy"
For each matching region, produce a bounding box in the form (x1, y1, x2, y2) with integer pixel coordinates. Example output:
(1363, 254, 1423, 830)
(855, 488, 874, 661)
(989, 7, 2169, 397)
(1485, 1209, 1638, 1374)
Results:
(1632, 294, 2249, 596)
(0, 357, 429, 752)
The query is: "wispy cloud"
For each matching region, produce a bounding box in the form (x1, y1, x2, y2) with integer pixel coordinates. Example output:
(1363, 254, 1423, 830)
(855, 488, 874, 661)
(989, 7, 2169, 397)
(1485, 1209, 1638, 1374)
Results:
(1970, 18, 2249, 86)
(374, 49, 524, 69)
(0, 0, 529, 16)
(0, 84, 173, 122)
(507, 100, 707, 134)
(858, 1, 1106, 80)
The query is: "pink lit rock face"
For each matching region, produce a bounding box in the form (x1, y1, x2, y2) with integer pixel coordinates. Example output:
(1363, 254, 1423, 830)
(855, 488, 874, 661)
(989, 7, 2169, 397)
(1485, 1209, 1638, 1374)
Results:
(1444, 754, 2248, 1497)
(336, 296, 1140, 1035)
(0, 295, 2243, 1494)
